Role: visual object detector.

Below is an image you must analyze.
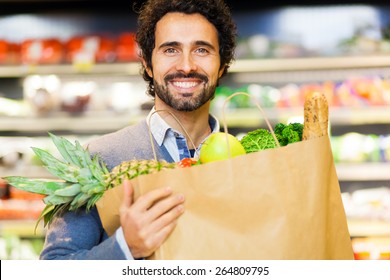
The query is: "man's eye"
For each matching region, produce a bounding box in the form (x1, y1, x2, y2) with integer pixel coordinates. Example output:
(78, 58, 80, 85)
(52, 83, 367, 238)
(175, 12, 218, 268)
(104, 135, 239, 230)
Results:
(164, 48, 177, 54)
(196, 48, 209, 54)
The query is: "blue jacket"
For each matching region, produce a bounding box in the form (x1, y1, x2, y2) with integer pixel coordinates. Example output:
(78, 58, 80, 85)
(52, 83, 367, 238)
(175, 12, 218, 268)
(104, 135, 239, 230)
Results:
(40, 120, 173, 260)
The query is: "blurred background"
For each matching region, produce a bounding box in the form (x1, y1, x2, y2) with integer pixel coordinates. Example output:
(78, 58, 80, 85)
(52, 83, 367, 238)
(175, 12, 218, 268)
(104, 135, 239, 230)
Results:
(0, 0, 390, 260)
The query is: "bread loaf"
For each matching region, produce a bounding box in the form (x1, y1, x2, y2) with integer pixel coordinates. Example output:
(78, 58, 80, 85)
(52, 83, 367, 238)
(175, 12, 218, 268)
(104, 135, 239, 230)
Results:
(302, 91, 329, 140)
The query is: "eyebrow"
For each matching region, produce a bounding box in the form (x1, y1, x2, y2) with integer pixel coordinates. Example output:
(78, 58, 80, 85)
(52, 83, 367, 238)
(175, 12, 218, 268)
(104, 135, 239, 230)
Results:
(158, 40, 217, 51)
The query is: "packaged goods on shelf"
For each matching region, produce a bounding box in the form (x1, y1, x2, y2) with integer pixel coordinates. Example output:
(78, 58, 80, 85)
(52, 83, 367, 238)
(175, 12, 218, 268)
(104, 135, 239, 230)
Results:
(342, 187, 390, 222)
(60, 81, 95, 114)
(352, 237, 390, 260)
(331, 133, 390, 163)
(0, 97, 29, 117)
(23, 75, 61, 116)
(331, 133, 382, 163)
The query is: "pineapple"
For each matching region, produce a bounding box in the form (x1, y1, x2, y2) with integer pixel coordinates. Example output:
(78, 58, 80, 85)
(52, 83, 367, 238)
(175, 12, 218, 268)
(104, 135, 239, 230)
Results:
(4, 133, 177, 228)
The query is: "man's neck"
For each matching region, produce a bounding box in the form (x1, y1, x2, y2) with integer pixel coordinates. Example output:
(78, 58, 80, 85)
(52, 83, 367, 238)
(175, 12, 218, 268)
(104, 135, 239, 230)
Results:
(154, 103, 212, 149)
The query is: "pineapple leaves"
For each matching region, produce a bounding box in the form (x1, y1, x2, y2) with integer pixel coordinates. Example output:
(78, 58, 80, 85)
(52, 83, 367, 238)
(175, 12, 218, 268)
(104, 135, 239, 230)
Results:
(36, 204, 56, 230)
(3, 133, 114, 229)
(32, 147, 79, 183)
(3, 176, 69, 195)
(49, 132, 84, 167)
(47, 133, 107, 185)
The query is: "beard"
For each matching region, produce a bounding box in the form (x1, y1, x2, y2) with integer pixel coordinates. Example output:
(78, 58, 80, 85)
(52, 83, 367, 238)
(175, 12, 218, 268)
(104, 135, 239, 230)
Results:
(153, 72, 217, 112)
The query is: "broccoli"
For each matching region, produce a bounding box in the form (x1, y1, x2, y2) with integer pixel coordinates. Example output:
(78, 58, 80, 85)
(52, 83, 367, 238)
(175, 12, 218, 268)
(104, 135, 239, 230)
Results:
(274, 123, 288, 146)
(287, 122, 303, 140)
(275, 122, 303, 146)
(240, 129, 277, 153)
(274, 123, 286, 136)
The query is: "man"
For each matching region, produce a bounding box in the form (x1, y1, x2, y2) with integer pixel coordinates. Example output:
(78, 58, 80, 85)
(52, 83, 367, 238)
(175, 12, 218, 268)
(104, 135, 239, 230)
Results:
(40, 0, 237, 260)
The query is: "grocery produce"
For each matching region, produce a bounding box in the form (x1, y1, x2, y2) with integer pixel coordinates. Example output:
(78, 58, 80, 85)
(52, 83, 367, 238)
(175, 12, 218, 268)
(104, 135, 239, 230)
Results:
(238, 91, 327, 153)
(199, 132, 246, 163)
(177, 158, 199, 167)
(21, 39, 63, 64)
(274, 122, 303, 145)
(240, 122, 303, 153)
(240, 129, 277, 153)
(4, 133, 179, 227)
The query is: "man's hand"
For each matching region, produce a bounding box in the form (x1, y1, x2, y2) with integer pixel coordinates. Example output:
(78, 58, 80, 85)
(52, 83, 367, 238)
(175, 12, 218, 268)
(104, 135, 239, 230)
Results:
(119, 180, 185, 259)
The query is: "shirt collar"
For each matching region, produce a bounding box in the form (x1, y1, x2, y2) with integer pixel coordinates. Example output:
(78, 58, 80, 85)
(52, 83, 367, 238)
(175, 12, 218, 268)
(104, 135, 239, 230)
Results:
(147, 107, 220, 146)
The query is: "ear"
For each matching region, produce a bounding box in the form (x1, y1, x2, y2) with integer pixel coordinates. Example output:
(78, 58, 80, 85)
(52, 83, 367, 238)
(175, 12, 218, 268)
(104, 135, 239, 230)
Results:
(141, 58, 153, 78)
(218, 64, 226, 78)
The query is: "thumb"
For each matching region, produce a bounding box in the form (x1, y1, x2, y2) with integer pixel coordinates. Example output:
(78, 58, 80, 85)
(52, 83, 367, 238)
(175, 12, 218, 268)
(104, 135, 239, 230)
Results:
(122, 179, 134, 209)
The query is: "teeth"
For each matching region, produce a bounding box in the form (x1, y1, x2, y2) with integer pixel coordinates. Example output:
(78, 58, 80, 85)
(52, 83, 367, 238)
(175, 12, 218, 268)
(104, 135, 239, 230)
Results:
(173, 81, 198, 88)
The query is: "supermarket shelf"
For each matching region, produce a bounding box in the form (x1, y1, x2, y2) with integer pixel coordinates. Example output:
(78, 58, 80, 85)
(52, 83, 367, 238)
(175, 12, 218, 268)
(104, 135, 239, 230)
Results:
(1, 107, 390, 132)
(217, 107, 390, 127)
(0, 112, 145, 133)
(1, 55, 390, 78)
(336, 163, 390, 181)
(231, 55, 390, 73)
(329, 107, 390, 125)
(0, 62, 142, 77)
(348, 219, 390, 237)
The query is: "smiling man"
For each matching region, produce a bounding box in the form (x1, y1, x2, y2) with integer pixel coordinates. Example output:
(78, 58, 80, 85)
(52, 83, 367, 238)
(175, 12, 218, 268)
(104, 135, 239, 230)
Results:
(40, 0, 237, 260)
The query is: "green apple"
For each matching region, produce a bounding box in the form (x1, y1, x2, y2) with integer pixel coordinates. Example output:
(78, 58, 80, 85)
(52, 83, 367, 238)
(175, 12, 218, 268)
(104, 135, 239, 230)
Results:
(199, 132, 246, 163)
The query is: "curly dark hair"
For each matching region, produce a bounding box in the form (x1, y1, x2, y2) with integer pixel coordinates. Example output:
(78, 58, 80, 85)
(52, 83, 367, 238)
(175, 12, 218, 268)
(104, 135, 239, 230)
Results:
(135, 0, 237, 97)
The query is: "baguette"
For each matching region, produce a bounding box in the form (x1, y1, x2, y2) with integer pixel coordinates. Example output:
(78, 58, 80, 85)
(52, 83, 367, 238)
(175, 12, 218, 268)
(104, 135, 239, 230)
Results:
(302, 91, 329, 140)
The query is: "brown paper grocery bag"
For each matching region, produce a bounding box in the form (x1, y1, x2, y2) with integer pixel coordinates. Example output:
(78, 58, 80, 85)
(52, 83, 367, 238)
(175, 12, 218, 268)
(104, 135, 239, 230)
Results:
(96, 135, 354, 260)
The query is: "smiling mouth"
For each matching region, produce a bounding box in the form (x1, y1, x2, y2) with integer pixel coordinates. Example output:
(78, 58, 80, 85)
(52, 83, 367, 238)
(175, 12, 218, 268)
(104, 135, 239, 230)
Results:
(171, 81, 201, 89)
(165, 72, 208, 91)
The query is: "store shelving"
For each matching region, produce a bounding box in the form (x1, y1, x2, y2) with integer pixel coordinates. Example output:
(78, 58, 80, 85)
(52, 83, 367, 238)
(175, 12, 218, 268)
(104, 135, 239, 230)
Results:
(0, 112, 143, 133)
(0, 62, 142, 78)
(1, 106, 390, 133)
(231, 55, 390, 72)
(2, 54, 390, 77)
(348, 219, 390, 237)
(336, 163, 390, 182)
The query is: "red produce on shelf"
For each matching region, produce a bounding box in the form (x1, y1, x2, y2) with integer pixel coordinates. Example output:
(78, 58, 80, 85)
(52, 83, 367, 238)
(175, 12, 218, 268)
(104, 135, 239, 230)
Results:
(20, 38, 63, 65)
(0, 40, 20, 64)
(65, 35, 116, 64)
(116, 32, 139, 62)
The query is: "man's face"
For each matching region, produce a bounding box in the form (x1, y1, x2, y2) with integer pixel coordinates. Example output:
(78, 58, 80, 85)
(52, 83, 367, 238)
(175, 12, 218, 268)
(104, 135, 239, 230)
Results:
(146, 12, 225, 111)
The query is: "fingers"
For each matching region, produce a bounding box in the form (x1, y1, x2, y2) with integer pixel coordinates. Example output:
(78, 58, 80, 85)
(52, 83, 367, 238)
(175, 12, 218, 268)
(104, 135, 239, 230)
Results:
(135, 187, 174, 212)
(149, 202, 185, 238)
(149, 219, 180, 249)
(121, 180, 133, 210)
(147, 192, 185, 221)
(137, 202, 185, 255)
(120, 183, 185, 258)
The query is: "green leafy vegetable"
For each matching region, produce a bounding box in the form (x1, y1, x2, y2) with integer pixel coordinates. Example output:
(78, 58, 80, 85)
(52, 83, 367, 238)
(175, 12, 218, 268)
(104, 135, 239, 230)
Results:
(240, 122, 304, 153)
(240, 129, 277, 153)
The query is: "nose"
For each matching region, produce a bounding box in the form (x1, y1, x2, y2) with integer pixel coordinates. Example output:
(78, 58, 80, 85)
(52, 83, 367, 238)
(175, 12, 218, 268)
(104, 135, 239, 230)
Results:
(176, 53, 197, 73)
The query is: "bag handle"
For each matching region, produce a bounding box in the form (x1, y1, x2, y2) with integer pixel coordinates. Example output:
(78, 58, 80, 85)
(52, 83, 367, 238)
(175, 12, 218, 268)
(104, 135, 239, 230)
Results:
(147, 91, 280, 161)
(147, 109, 199, 161)
(221, 92, 281, 152)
